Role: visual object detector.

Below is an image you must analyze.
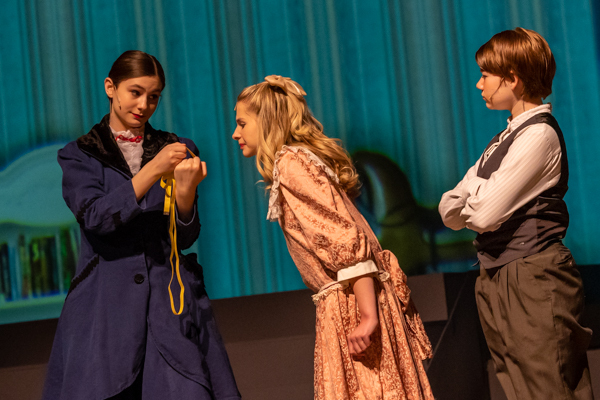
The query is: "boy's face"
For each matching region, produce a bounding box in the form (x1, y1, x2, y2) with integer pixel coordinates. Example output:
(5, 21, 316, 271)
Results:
(476, 71, 516, 111)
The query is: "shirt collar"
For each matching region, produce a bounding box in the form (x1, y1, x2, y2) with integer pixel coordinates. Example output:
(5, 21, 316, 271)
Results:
(505, 103, 553, 135)
(110, 126, 142, 139)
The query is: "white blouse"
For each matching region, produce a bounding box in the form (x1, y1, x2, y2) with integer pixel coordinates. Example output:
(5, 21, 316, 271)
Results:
(111, 127, 144, 175)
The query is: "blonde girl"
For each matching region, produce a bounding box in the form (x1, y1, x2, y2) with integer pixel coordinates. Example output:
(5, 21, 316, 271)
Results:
(233, 75, 434, 400)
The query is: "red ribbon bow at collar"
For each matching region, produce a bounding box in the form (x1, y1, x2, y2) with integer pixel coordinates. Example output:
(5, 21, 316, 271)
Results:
(115, 134, 142, 143)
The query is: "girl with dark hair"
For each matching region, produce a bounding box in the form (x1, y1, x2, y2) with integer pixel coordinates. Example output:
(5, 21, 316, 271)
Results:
(42, 50, 240, 400)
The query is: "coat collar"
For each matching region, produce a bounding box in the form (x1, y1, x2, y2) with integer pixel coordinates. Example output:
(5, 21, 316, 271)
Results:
(76, 114, 180, 177)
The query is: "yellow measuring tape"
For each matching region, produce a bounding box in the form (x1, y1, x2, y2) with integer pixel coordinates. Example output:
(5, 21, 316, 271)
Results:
(160, 147, 196, 315)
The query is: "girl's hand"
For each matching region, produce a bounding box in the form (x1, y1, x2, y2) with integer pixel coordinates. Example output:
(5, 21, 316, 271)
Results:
(347, 314, 379, 356)
(174, 156, 207, 190)
(346, 274, 379, 357)
(149, 143, 188, 178)
(174, 157, 207, 222)
(132, 143, 186, 201)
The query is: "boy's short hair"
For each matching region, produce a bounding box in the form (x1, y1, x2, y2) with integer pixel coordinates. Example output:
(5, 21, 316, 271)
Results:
(476, 27, 556, 99)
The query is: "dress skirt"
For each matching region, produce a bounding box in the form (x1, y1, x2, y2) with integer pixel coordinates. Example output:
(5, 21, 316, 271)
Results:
(313, 267, 434, 400)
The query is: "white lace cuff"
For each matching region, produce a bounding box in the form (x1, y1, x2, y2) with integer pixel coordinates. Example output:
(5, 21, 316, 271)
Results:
(336, 260, 378, 282)
(266, 145, 339, 221)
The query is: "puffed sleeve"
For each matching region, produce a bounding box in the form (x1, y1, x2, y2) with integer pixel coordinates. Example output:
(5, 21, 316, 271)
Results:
(58, 142, 144, 235)
(277, 150, 378, 281)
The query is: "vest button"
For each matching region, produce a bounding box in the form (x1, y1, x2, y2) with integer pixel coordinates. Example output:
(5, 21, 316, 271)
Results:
(134, 274, 145, 284)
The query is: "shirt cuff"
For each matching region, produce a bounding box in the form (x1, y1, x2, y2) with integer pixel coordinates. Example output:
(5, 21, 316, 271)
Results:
(175, 205, 197, 226)
(337, 260, 379, 282)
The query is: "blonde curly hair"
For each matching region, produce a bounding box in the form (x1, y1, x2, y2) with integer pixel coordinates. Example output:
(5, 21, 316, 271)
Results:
(236, 76, 360, 199)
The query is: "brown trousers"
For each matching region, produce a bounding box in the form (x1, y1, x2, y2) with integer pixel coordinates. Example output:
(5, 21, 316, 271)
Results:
(475, 242, 594, 400)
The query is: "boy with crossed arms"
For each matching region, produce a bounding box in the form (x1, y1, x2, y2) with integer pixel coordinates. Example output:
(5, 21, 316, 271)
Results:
(439, 28, 593, 400)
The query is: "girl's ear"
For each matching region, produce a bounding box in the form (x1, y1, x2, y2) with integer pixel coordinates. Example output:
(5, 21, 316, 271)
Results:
(104, 78, 115, 99)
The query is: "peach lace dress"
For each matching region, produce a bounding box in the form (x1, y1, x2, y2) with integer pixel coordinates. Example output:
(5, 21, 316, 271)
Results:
(268, 146, 434, 400)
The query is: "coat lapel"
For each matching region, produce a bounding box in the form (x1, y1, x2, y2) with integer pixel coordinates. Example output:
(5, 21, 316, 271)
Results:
(76, 114, 180, 177)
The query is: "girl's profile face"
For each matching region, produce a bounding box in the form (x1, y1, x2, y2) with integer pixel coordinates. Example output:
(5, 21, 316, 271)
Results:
(232, 102, 260, 157)
(105, 75, 162, 131)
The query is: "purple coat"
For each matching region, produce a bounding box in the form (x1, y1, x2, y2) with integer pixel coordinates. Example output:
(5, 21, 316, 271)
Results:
(42, 116, 240, 400)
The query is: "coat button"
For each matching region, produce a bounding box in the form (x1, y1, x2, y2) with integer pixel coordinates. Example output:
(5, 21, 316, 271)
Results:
(134, 274, 145, 284)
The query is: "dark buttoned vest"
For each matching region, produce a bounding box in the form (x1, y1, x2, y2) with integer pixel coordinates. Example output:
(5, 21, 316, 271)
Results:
(474, 113, 569, 268)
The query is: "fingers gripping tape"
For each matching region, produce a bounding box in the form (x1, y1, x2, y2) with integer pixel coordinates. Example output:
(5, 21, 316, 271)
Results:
(160, 147, 197, 315)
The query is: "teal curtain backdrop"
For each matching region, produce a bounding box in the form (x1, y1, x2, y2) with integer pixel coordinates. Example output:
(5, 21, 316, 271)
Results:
(1, 0, 599, 301)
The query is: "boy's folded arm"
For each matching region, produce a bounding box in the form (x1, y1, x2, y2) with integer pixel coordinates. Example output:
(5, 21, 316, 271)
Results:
(439, 162, 480, 230)
(460, 125, 562, 233)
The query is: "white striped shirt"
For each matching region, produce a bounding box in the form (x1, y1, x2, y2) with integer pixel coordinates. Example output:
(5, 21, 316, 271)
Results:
(439, 104, 562, 234)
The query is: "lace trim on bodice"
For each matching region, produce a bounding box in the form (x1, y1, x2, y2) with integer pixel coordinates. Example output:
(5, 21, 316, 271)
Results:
(266, 145, 339, 221)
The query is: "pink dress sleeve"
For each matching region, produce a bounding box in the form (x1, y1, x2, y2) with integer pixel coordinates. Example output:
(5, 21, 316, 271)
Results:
(277, 150, 377, 279)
